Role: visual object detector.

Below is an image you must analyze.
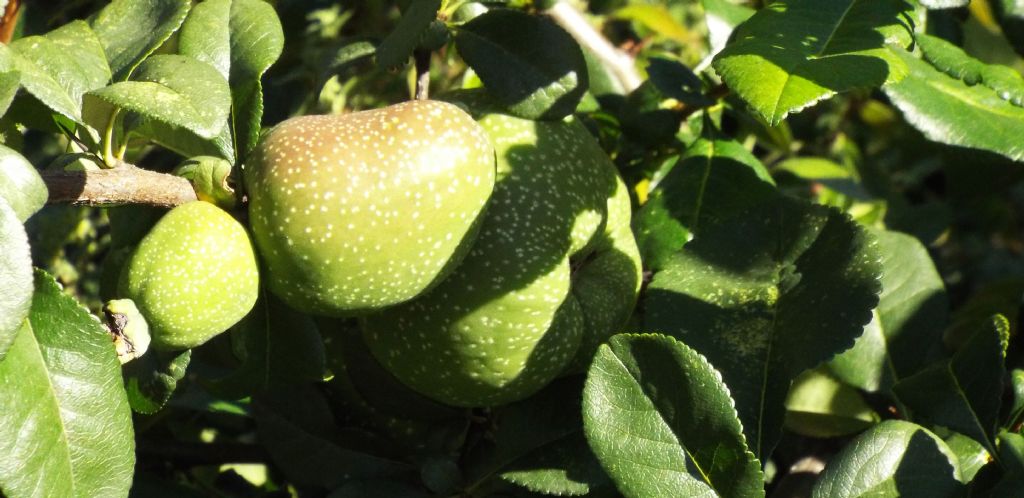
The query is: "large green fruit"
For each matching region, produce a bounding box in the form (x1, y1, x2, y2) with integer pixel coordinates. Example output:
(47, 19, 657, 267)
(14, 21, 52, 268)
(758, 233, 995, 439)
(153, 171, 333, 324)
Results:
(362, 112, 643, 407)
(244, 100, 496, 315)
(120, 201, 259, 350)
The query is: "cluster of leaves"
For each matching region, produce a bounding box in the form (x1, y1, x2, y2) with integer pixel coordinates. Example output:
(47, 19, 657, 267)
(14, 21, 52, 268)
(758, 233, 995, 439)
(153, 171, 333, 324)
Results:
(1, 0, 1024, 497)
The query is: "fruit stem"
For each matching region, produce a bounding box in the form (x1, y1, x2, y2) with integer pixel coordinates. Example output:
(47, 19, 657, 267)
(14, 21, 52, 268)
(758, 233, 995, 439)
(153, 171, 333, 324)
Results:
(101, 107, 121, 168)
(414, 49, 431, 100)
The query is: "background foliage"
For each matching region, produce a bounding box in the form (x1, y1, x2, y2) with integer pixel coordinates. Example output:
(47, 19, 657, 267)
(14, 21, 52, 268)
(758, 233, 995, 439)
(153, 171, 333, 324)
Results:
(1, 0, 1024, 497)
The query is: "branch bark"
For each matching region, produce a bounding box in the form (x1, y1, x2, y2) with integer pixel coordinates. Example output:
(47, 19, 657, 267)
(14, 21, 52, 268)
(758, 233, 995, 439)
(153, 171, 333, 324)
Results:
(546, 1, 642, 93)
(42, 163, 198, 208)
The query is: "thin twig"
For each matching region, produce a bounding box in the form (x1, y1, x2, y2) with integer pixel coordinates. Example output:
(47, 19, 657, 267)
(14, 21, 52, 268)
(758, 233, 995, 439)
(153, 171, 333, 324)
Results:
(545, 1, 642, 93)
(0, 0, 21, 44)
(42, 162, 198, 208)
(414, 49, 431, 100)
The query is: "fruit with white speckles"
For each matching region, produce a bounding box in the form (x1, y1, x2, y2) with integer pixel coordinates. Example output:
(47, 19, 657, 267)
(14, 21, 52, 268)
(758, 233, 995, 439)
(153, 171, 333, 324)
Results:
(119, 201, 259, 351)
(362, 112, 643, 407)
(244, 100, 496, 315)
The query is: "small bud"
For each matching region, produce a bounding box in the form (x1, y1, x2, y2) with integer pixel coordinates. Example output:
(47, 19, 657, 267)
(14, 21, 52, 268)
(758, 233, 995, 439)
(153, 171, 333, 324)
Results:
(104, 299, 151, 364)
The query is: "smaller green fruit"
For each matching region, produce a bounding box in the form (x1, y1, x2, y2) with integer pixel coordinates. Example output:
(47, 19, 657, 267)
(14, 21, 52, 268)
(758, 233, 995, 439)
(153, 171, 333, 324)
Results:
(104, 298, 151, 364)
(120, 201, 259, 350)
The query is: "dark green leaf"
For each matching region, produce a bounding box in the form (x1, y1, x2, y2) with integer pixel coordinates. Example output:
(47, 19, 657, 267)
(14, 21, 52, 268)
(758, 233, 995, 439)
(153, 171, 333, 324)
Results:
(254, 385, 412, 489)
(712, 0, 914, 125)
(633, 135, 776, 271)
(883, 48, 1024, 162)
(582, 334, 764, 498)
(0, 144, 47, 222)
(327, 480, 430, 498)
(123, 348, 191, 414)
(376, 0, 441, 69)
(208, 293, 325, 399)
(894, 315, 1009, 453)
(812, 420, 963, 497)
(829, 228, 948, 392)
(0, 270, 135, 498)
(618, 80, 685, 145)
(500, 435, 609, 496)
(0, 197, 31, 360)
(455, 9, 588, 120)
(1009, 369, 1024, 426)
(646, 57, 713, 107)
(645, 196, 882, 458)
(918, 34, 1024, 106)
(91, 0, 191, 80)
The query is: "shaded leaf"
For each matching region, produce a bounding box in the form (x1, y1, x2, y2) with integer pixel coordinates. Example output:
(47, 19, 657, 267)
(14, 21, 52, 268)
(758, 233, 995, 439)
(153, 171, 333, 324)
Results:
(0, 270, 135, 498)
(644, 196, 882, 458)
(582, 334, 764, 498)
(464, 377, 607, 496)
(0, 197, 31, 360)
(91, 0, 191, 80)
(894, 315, 1009, 453)
(713, 0, 914, 125)
(646, 57, 712, 107)
(208, 292, 326, 399)
(376, 0, 441, 69)
(254, 385, 412, 489)
(123, 348, 191, 414)
(455, 9, 588, 120)
(883, 48, 1024, 162)
(993, 0, 1024, 56)
(633, 135, 776, 271)
(941, 431, 989, 483)
(812, 420, 963, 498)
(829, 228, 948, 392)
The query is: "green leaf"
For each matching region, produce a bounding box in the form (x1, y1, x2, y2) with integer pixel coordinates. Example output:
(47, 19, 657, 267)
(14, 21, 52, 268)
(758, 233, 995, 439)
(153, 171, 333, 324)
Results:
(91, 0, 191, 81)
(582, 334, 764, 498)
(999, 430, 1024, 477)
(941, 430, 989, 483)
(208, 293, 325, 399)
(0, 270, 135, 498)
(455, 9, 588, 120)
(784, 368, 878, 438)
(327, 480, 430, 498)
(882, 48, 1024, 162)
(376, 0, 441, 69)
(500, 435, 609, 496)
(253, 385, 412, 489)
(644, 196, 882, 458)
(0, 197, 31, 360)
(123, 348, 191, 414)
(812, 420, 963, 498)
(918, 34, 1024, 106)
(86, 54, 231, 148)
(1009, 369, 1024, 426)
(0, 143, 47, 222)
(702, 0, 755, 56)
(633, 135, 776, 271)
(893, 315, 1009, 453)
(829, 228, 948, 392)
(178, 0, 284, 160)
(613, 4, 690, 45)
(712, 0, 914, 125)
(0, 21, 110, 122)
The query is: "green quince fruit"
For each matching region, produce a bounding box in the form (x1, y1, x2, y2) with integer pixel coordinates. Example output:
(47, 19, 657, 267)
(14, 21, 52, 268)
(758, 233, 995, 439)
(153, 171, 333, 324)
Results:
(119, 201, 259, 350)
(244, 100, 496, 315)
(362, 111, 643, 407)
